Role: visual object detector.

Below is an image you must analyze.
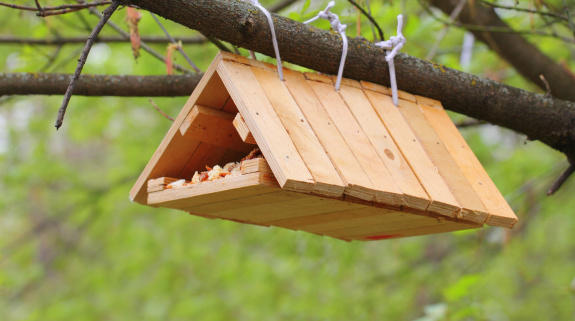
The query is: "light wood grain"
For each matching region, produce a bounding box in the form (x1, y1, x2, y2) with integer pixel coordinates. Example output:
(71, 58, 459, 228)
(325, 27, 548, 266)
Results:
(283, 68, 378, 202)
(233, 113, 257, 144)
(417, 98, 517, 227)
(250, 63, 345, 198)
(337, 80, 430, 210)
(240, 158, 273, 175)
(347, 220, 483, 241)
(398, 99, 489, 223)
(148, 173, 280, 209)
(307, 78, 404, 207)
(217, 53, 315, 194)
(362, 89, 461, 217)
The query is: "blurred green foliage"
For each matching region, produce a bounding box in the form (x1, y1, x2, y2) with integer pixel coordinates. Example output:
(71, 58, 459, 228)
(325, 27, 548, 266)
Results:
(1, 0, 575, 320)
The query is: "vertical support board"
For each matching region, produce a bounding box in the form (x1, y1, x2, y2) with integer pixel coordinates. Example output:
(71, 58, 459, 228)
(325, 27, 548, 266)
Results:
(216, 55, 315, 194)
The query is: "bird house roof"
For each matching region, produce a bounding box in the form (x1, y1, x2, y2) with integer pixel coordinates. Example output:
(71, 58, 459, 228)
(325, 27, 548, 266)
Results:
(130, 51, 516, 229)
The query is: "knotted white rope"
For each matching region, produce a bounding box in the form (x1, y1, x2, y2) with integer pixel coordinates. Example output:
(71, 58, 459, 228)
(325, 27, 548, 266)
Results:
(243, 0, 283, 80)
(304, 1, 348, 91)
(375, 15, 406, 106)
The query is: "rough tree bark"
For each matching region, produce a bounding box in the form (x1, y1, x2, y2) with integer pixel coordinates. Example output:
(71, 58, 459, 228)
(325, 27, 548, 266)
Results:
(429, 0, 575, 102)
(0, 73, 200, 96)
(122, 0, 575, 160)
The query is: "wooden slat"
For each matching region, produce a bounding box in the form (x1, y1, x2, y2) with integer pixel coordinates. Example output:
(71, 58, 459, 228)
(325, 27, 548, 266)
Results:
(282, 69, 377, 202)
(240, 158, 273, 175)
(337, 80, 430, 210)
(249, 61, 345, 198)
(130, 53, 229, 204)
(362, 87, 461, 217)
(217, 53, 315, 194)
(306, 76, 404, 207)
(300, 208, 420, 234)
(185, 190, 306, 215)
(326, 215, 445, 239)
(397, 99, 490, 223)
(266, 204, 374, 229)
(416, 97, 517, 227)
(348, 220, 483, 241)
(148, 177, 179, 188)
(148, 173, 280, 209)
(233, 113, 257, 144)
(211, 195, 365, 226)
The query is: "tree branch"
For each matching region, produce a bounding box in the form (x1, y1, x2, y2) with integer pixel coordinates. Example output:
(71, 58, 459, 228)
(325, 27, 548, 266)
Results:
(429, 0, 575, 102)
(55, 1, 121, 129)
(123, 0, 575, 160)
(0, 35, 207, 45)
(0, 73, 201, 96)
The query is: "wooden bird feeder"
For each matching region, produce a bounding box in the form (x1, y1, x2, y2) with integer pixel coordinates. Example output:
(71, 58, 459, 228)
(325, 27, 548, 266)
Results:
(129, 52, 517, 241)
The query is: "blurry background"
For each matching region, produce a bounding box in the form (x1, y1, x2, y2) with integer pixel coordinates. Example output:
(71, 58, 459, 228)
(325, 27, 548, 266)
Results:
(1, 0, 574, 320)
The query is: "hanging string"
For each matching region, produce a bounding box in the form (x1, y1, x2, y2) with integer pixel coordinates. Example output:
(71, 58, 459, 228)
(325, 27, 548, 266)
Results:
(375, 15, 406, 106)
(304, 1, 348, 91)
(243, 0, 284, 81)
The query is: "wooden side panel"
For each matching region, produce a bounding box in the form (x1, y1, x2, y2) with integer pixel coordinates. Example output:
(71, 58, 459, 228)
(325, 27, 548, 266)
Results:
(325, 215, 445, 239)
(179, 105, 253, 153)
(130, 53, 229, 204)
(417, 98, 517, 228)
(337, 81, 430, 210)
(178, 142, 228, 179)
(398, 99, 489, 223)
(306, 76, 404, 207)
(362, 88, 461, 217)
(282, 69, 376, 202)
(249, 62, 345, 198)
(148, 173, 280, 209)
(217, 55, 315, 194)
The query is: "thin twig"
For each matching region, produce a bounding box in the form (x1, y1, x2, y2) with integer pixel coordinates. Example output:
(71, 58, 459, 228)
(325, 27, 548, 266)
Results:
(150, 12, 201, 73)
(364, 0, 376, 42)
(563, 0, 575, 42)
(478, 0, 567, 21)
(54, 1, 120, 130)
(0, 1, 112, 14)
(149, 98, 175, 121)
(0, 35, 207, 45)
(87, 7, 192, 73)
(346, 0, 384, 41)
(39, 8, 84, 17)
(200, 32, 232, 52)
(547, 162, 575, 195)
(539, 74, 552, 97)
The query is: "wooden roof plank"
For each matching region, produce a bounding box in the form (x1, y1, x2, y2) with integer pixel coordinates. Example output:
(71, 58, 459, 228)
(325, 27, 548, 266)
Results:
(248, 62, 345, 198)
(337, 81, 431, 211)
(362, 87, 461, 217)
(398, 99, 490, 224)
(416, 97, 517, 228)
(282, 69, 377, 202)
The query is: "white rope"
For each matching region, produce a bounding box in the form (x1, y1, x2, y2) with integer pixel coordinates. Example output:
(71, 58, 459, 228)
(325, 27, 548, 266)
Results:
(304, 1, 348, 91)
(375, 15, 406, 106)
(243, 0, 283, 81)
